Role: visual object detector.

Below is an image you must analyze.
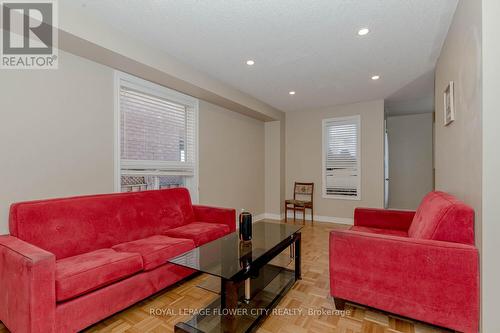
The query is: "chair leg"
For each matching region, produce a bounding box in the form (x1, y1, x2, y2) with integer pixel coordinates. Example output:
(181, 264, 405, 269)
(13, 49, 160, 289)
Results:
(302, 209, 305, 224)
(284, 204, 288, 223)
(311, 207, 314, 224)
(293, 207, 296, 222)
(333, 297, 346, 310)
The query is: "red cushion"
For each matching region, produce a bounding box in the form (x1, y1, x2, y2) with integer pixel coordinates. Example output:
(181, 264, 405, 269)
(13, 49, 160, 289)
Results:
(350, 226, 408, 237)
(408, 191, 475, 244)
(112, 235, 195, 271)
(164, 222, 231, 246)
(55, 249, 143, 302)
(9, 188, 195, 259)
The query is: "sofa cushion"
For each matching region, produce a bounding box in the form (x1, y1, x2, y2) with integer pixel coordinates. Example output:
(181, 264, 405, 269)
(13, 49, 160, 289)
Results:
(112, 235, 195, 271)
(350, 226, 408, 237)
(55, 249, 143, 302)
(164, 222, 231, 246)
(9, 188, 195, 259)
(408, 191, 475, 244)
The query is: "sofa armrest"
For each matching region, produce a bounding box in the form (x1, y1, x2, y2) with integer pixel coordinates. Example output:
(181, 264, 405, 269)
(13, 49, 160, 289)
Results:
(193, 205, 236, 232)
(329, 230, 479, 333)
(0, 235, 56, 333)
(354, 207, 415, 231)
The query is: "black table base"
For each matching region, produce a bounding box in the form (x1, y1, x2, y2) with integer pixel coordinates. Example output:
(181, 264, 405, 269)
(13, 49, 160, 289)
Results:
(175, 232, 301, 333)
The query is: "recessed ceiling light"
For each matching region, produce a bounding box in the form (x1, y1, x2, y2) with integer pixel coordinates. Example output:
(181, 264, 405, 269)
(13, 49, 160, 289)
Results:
(246, 60, 255, 66)
(289, 91, 296, 95)
(358, 28, 370, 36)
(371, 75, 380, 80)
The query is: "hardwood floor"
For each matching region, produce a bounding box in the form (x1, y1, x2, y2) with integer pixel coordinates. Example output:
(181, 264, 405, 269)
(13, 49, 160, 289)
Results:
(0, 220, 452, 333)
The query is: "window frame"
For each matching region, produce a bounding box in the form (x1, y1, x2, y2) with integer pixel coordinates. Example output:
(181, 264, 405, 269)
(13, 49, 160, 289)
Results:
(114, 71, 199, 203)
(321, 115, 361, 200)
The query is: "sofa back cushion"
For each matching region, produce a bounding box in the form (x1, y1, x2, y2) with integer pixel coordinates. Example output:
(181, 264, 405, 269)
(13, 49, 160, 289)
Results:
(408, 191, 474, 244)
(9, 188, 195, 259)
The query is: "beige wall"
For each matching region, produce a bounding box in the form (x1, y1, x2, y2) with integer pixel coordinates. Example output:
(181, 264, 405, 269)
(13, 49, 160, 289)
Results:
(265, 121, 283, 216)
(264, 119, 286, 218)
(280, 116, 286, 216)
(0, 51, 266, 234)
(0, 51, 115, 235)
(482, 0, 500, 331)
(286, 100, 385, 221)
(435, 0, 486, 330)
(58, 2, 283, 122)
(387, 113, 434, 210)
(434, 0, 482, 245)
(198, 101, 265, 215)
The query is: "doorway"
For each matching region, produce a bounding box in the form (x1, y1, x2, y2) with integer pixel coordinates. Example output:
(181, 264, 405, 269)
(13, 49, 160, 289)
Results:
(385, 113, 434, 210)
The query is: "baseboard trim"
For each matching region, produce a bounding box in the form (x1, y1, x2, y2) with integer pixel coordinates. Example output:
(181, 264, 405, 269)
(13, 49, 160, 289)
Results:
(260, 212, 353, 225)
(262, 213, 283, 221)
(304, 214, 353, 225)
(253, 213, 266, 222)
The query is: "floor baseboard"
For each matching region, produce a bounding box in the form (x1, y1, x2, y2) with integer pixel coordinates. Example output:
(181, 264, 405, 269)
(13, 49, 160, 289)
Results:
(253, 213, 266, 222)
(261, 213, 353, 225)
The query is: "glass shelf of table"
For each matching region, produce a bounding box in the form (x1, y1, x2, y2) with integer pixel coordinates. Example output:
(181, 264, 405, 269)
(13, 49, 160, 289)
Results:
(175, 264, 295, 333)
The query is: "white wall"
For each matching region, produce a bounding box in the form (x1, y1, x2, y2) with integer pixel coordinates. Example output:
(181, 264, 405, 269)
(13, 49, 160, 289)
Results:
(265, 121, 283, 217)
(57, 2, 283, 122)
(482, 0, 500, 331)
(198, 101, 265, 215)
(435, 0, 485, 331)
(387, 113, 434, 210)
(0, 51, 115, 235)
(0, 51, 266, 234)
(286, 100, 385, 221)
(434, 0, 482, 245)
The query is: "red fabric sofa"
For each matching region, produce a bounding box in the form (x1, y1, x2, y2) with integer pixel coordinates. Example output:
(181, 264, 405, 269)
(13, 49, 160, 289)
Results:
(329, 191, 479, 333)
(0, 188, 235, 333)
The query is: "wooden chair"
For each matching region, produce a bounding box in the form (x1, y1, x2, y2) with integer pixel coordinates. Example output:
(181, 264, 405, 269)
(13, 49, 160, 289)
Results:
(285, 182, 314, 224)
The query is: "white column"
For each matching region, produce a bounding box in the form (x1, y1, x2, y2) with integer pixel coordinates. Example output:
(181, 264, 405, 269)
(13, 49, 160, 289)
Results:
(482, 0, 500, 331)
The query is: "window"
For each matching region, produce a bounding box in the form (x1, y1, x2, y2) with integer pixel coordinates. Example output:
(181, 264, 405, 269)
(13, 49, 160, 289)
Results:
(114, 72, 198, 202)
(322, 115, 361, 200)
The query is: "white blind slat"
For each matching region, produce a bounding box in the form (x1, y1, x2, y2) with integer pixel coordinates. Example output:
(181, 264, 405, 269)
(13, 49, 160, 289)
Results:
(117, 74, 198, 195)
(120, 85, 196, 174)
(323, 116, 360, 198)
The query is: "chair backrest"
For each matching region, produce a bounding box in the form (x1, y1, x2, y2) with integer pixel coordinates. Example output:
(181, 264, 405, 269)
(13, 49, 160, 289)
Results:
(9, 188, 195, 259)
(293, 182, 314, 202)
(408, 191, 474, 244)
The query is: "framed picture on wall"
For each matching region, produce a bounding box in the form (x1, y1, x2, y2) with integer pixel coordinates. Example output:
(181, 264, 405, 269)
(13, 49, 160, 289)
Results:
(444, 81, 455, 126)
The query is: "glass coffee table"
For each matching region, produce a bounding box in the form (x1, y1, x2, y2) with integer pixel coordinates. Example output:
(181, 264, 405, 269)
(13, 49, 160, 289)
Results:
(168, 221, 302, 333)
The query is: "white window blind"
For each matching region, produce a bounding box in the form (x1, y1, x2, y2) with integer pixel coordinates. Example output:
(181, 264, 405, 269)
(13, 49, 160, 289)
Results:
(322, 115, 361, 199)
(115, 73, 198, 199)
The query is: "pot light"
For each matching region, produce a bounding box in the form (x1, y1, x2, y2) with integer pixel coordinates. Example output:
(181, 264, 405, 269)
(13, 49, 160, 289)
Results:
(246, 60, 255, 66)
(358, 28, 370, 36)
(371, 75, 380, 80)
(289, 91, 296, 95)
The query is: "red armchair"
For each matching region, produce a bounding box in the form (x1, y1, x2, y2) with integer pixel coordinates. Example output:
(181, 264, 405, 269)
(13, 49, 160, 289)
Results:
(329, 191, 479, 333)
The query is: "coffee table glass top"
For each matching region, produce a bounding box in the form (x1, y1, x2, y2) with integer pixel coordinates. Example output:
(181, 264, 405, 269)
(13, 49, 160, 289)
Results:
(168, 221, 302, 280)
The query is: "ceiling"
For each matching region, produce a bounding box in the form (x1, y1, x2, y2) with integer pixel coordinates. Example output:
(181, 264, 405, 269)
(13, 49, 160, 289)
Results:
(385, 69, 436, 116)
(68, 0, 458, 113)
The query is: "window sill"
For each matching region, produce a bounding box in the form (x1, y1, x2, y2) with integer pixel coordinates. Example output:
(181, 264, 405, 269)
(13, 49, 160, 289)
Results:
(322, 194, 361, 201)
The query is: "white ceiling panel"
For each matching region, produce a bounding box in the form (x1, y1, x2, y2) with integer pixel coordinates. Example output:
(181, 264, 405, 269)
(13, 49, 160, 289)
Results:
(67, 0, 458, 112)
